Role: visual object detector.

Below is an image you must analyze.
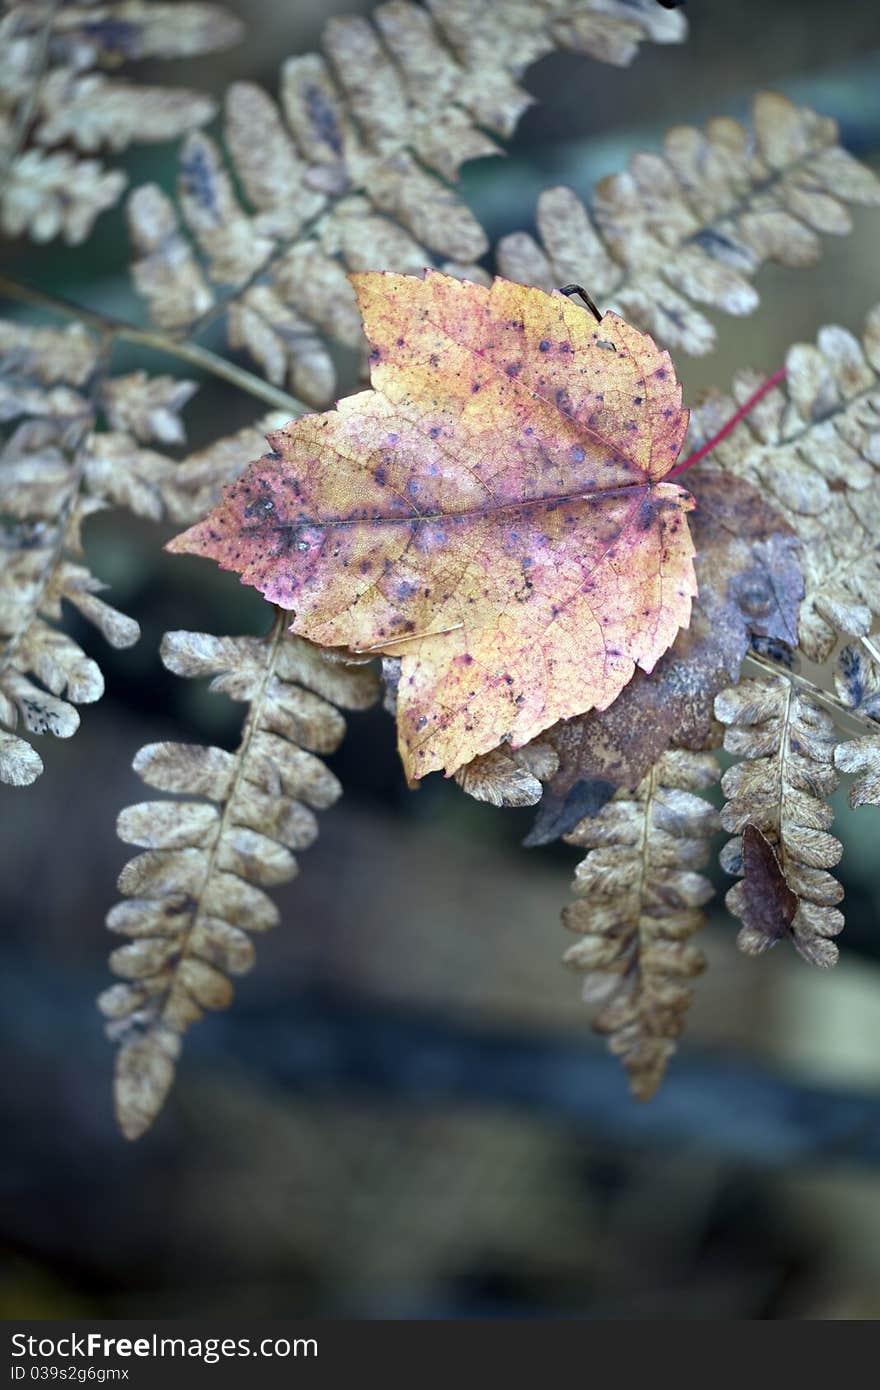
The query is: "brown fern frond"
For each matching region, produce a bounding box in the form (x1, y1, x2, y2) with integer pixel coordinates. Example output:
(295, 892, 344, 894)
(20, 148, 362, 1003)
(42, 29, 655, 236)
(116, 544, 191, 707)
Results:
(689, 303, 880, 661)
(98, 618, 380, 1139)
(561, 748, 720, 1100)
(496, 93, 880, 356)
(715, 675, 844, 967)
(1, 0, 242, 243)
(125, 0, 687, 405)
(0, 319, 207, 783)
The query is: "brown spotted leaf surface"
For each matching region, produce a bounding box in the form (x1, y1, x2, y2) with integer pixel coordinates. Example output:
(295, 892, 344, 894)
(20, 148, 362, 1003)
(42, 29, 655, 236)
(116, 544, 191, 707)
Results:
(169, 271, 697, 780)
(527, 469, 803, 844)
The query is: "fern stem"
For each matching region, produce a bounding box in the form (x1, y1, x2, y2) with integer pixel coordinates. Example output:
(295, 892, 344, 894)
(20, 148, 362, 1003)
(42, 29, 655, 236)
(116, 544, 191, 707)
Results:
(0, 275, 306, 417)
(668, 367, 788, 479)
(860, 635, 880, 667)
(118, 327, 306, 416)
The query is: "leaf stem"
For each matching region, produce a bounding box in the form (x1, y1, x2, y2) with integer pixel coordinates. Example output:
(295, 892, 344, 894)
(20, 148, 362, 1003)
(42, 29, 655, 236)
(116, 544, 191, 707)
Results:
(668, 366, 788, 480)
(0, 274, 307, 417)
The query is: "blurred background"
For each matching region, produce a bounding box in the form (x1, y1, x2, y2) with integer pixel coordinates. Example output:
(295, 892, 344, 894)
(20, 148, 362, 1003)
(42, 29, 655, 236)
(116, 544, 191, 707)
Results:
(2, 0, 880, 1319)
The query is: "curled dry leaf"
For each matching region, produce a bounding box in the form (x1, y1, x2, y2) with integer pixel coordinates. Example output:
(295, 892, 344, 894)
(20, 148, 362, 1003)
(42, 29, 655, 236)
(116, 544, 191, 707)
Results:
(735, 824, 799, 954)
(563, 748, 720, 1100)
(100, 621, 380, 1139)
(170, 271, 697, 781)
(716, 676, 844, 967)
(527, 468, 803, 844)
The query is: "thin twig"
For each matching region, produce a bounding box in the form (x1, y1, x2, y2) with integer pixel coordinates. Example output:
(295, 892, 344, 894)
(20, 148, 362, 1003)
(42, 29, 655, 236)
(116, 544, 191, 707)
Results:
(668, 367, 788, 479)
(860, 635, 880, 667)
(0, 274, 307, 417)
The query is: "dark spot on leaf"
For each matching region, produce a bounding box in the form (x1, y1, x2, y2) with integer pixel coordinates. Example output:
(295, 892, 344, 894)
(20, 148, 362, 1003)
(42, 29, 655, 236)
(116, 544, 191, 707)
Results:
(305, 82, 343, 156)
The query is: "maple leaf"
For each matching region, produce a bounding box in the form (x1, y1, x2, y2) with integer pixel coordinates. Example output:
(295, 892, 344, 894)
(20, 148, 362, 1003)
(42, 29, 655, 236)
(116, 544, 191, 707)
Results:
(527, 469, 803, 844)
(169, 271, 697, 779)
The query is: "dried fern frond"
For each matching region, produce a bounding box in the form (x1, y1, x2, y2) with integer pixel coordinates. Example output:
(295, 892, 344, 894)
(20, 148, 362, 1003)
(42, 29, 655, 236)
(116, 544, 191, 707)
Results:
(0, 318, 206, 784)
(497, 92, 880, 356)
(99, 618, 380, 1139)
(561, 748, 720, 1100)
(0, 0, 242, 243)
(125, 0, 686, 405)
(689, 303, 880, 661)
(454, 740, 558, 808)
(715, 675, 843, 968)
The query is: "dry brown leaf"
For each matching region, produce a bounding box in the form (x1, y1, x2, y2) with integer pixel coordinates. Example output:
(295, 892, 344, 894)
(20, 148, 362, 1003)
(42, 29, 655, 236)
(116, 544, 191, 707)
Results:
(734, 824, 800, 955)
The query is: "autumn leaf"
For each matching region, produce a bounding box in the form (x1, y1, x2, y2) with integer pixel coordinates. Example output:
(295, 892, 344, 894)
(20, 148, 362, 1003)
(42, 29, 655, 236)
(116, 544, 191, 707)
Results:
(527, 469, 803, 844)
(732, 824, 800, 956)
(169, 271, 697, 779)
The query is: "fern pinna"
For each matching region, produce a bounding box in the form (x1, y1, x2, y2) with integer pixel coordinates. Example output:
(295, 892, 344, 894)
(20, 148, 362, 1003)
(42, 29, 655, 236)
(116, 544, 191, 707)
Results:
(2, 0, 880, 1133)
